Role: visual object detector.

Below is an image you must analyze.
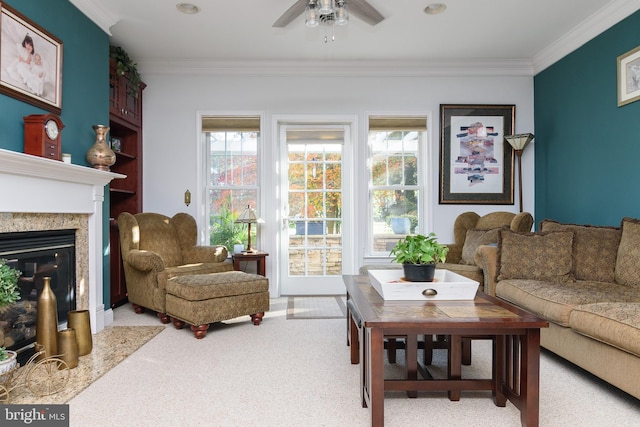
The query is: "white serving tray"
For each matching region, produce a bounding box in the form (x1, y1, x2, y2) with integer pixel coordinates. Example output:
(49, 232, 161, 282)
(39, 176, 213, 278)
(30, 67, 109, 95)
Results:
(368, 269, 479, 301)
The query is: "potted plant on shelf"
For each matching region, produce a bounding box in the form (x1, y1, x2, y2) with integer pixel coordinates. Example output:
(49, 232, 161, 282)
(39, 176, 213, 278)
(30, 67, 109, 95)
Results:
(390, 233, 449, 282)
(109, 45, 142, 96)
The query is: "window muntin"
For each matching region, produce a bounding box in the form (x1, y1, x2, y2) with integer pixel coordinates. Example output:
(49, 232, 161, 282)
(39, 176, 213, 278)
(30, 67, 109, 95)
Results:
(206, 130, 259, 253)
(368, 120, 426, 256)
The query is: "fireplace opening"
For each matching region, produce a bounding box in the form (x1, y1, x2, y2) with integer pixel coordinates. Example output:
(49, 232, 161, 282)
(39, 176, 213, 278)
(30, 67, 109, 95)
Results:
(0, 229, 76, 363)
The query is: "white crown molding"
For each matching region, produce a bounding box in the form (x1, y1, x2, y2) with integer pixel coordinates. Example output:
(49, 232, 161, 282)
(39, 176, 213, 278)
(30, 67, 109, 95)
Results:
(137, 59, 535, 78)
(533, 0, 640, 74)
(69, 0, 118, 35)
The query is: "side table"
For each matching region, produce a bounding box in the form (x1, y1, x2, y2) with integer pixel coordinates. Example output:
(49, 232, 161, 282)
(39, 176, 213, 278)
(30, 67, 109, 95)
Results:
(232, 251, 269, 276)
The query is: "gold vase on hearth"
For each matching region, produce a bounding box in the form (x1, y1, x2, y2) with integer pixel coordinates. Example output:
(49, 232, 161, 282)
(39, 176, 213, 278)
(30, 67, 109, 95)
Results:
(57, 328, 79, 369)
(86, 124, 116, 171)
(36, 276, 58, 360)
(67, 309, 92, 356)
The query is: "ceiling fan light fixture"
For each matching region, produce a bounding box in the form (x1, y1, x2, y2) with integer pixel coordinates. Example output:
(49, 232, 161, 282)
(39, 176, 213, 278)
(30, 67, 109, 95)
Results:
(176, 3, 200, 15)
(424, 3, 447, 15)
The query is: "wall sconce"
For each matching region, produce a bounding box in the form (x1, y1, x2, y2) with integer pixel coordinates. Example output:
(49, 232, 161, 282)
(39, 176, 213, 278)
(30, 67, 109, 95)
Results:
(504, 133, 534, 212)
(184, 189, 191, 206)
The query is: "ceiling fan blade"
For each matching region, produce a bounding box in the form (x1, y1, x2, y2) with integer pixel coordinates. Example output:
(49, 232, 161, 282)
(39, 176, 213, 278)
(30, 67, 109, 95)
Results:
(349, 0, 384, 26)
(273, 0, 309, 27)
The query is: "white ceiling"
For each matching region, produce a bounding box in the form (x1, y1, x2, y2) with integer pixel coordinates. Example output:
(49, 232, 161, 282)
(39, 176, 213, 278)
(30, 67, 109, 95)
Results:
(71, 0, 640, 74)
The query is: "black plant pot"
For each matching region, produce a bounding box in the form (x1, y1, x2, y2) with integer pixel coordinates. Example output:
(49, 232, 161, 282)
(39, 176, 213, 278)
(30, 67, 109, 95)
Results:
(402, 263, 436, 282)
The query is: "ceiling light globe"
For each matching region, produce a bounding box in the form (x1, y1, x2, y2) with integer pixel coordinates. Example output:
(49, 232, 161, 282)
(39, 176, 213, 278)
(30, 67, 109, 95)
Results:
(318, 0, 335, 15)
(305, 7, 320, 27)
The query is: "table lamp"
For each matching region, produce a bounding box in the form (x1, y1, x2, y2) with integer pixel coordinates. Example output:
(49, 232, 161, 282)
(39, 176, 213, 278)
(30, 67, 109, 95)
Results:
(235, 205, 259, 253)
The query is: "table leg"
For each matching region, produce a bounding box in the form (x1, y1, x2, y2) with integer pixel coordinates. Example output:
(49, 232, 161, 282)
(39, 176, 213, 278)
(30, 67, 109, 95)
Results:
(521, 328, 541, 427)
(257, 258, 266, 276)
(493, 335, 507, 407)
(368, 328, 385, 426)
(406, 333, 418, 398)
(448, 335, 462, 401)
(349, 313, 359, 364)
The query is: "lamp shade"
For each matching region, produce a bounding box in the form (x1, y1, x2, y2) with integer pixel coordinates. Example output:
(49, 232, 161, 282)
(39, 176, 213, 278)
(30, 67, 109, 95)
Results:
(235, 205, 258, 223)
(504, 133, 534, 151)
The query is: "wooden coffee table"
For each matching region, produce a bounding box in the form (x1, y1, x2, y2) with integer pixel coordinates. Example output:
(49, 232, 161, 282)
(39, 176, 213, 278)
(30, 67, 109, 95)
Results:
(344, 274, 548, 427)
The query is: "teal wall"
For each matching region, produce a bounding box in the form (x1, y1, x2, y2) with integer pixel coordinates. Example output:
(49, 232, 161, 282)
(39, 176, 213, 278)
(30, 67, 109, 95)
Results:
(534, 11, 640, 227)
(0, 1, 112, 305)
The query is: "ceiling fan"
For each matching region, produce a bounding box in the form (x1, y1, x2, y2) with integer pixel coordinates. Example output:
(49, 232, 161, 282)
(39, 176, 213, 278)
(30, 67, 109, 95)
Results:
(273, 0, 384, 27)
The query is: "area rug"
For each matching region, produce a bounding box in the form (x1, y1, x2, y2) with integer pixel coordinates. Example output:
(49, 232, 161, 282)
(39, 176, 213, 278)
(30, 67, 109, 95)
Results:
(7, 325, 164, 404)
(286, 295, 347, 319)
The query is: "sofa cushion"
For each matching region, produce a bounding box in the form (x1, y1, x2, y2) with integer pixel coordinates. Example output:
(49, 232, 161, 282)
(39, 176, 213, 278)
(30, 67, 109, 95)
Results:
(540, 220, 621, 282)
(460, 227, 503, 265)
(615, 217, 640, 287)
(497, 230, 575, 282)
(496, 279, 640, 326)
(570, 302, 640, 358)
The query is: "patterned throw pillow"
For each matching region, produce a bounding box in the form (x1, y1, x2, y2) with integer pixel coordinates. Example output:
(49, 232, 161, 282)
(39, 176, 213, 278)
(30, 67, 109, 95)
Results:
(540, 219, 621, 282)
(497, 229, 575, 282)
(460, 227, 503, 265)
(614, 218, 640, 287)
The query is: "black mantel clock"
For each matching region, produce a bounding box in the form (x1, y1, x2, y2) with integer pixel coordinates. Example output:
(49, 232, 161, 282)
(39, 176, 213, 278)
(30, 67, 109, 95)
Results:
(23, 114, 65, 161)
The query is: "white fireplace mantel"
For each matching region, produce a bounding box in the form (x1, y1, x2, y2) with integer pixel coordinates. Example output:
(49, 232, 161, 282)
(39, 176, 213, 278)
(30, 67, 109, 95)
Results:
(0, 148, 125, 334)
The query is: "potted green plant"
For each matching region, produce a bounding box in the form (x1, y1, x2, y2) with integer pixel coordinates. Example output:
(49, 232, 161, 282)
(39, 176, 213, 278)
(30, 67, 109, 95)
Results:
(110, 45, 142, 96)
(0, 259, 21, 371)
(0, 346, 17, 374)
(390, 233, 449, 282)
(0, 259, 21, 308)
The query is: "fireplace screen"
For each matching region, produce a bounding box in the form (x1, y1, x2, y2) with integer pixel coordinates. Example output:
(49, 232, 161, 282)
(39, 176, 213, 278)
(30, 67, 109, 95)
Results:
(0, 229, 76, 359)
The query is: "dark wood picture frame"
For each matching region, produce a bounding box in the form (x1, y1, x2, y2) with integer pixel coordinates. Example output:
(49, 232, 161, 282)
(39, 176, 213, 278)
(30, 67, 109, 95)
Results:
(439, 104, 515, 204)
(0, 3, 63, 114)
(617, 44, 640, 107)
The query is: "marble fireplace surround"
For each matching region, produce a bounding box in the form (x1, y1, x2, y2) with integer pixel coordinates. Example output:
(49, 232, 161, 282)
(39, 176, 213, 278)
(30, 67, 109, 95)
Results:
(0, 149, 124, 334)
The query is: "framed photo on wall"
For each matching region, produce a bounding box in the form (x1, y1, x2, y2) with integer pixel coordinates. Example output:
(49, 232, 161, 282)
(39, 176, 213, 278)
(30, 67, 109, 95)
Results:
(617, 45, 640, 107)
(439, 104, 515, 204)
(0, 3, 63, 114)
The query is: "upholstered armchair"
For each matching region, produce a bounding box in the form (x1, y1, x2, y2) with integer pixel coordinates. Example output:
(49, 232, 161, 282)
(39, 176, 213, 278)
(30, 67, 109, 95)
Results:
(438, 211, 534, 291)
(117, 212, 233, 323)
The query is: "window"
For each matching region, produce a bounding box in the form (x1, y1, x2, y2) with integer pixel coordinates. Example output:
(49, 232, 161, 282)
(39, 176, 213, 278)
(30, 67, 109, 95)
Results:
(203, 116, 260, 253)
(368, 116, 427, 256)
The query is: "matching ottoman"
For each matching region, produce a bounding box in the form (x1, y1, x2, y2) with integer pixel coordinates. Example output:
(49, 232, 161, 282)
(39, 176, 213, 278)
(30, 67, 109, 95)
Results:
(166, 271, 269, 339)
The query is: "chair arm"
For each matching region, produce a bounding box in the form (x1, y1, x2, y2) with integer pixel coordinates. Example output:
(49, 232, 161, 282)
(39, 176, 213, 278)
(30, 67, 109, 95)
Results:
(474, 245, 499, 296)
(183, 245, 228, 263)
(444, 243, 463, 264)
(124, 249, 165, 272)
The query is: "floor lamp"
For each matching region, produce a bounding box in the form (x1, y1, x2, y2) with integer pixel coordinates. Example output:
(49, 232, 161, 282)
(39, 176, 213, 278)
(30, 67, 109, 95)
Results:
(235, 205, 259, 253)
(504, 133, 534, 212)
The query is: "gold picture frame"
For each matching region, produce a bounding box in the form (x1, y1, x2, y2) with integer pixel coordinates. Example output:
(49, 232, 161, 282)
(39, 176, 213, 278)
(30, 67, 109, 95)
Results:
(617, 45, 640, 107)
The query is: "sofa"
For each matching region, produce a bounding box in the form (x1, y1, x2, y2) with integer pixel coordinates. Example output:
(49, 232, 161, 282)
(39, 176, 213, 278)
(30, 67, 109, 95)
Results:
(477, 217, 640, 399)
(361, 211, 534, 293)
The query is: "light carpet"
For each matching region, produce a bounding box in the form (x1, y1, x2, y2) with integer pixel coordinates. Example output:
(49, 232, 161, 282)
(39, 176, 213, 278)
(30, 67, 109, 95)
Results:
(286, 295, 347, 319)
(66, 298, 640, 426)
(8, 325, 163, 404)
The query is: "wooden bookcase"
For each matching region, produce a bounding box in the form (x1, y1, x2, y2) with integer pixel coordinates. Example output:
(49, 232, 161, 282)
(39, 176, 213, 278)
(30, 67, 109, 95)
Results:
(108, 58, 145, 308)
